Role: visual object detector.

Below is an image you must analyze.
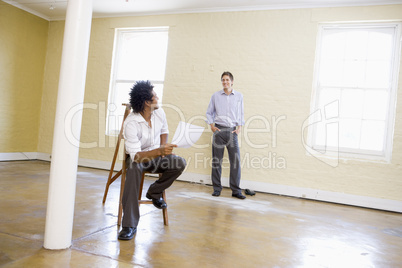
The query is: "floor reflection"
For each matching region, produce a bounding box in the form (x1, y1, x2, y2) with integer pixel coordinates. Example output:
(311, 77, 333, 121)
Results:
(1, 161, 401, 267)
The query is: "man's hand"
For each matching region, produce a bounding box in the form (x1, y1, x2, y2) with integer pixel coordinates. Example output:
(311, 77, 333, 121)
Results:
(211, 125, 221, 133)
(159, 143, 177, 157)
(232, 126, 241, 135)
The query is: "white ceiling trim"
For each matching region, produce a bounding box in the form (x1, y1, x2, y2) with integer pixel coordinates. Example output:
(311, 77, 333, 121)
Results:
(2, 0, 50, 20)
(3, 0, 402, 21)
(91, 1, 402, 20)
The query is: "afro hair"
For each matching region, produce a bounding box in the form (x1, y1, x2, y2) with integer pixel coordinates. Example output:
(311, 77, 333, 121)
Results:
(129, 80, 154, 113)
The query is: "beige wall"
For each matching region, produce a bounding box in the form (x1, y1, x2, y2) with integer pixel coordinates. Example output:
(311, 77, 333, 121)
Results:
(4, 3, 402, 202)
(0, 3, 48, 152)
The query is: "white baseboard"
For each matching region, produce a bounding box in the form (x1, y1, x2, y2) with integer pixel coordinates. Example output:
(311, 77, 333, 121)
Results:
(36, 152, 51, 161)
(176, 172, 402, 213)
(0, 152, 38, 161)
(35, 152, 123, 172)
(0, 152, 122, 172)
(2, 152, 401, 213)
(78, 157, 122, 171)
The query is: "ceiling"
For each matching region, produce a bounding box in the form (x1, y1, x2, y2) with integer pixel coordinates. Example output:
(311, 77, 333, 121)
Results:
(2, 0, 402, 21)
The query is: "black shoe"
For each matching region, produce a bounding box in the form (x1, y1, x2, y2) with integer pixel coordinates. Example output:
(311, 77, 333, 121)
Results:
(146, 193, 167, 209)
(212, 190, 221, 196)
(118, 227, 136, 240)
(244, 189, 256, 196)
(232, 193, 246, 199)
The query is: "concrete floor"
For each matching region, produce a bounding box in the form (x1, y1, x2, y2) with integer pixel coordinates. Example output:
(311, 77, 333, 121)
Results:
(0, 160, 401, 267)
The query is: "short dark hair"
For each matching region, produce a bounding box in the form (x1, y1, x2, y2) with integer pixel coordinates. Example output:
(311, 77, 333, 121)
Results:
(129, 80, 154, 113)
(221, 71, 234, 81)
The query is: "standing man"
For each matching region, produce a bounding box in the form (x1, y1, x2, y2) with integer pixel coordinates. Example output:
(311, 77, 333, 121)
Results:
(206, 72, 246, 199)
(118, 80, 186, 240)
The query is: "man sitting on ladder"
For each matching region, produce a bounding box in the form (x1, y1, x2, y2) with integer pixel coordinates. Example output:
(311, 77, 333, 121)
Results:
(118, 80, 186, 241)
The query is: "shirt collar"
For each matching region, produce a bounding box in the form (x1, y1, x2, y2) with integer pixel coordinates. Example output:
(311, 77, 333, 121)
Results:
(131, 111, 154, 123)
(220, 89, 235, 95)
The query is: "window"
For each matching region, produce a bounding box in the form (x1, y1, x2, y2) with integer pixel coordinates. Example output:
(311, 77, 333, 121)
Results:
(309, 23, 401, 161)
(106, 27, 169, 136)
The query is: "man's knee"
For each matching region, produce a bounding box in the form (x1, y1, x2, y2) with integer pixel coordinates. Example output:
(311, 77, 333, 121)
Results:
(162, 155, 186, 172)
(175, 156, 186, 172)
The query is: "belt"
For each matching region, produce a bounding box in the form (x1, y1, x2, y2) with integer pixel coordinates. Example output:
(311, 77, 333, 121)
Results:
(215, 124, 236, 130)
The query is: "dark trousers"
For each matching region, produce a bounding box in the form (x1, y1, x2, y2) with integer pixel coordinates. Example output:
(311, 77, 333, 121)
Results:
(122, 154, 186, 228)
(211, 125, 241, 194)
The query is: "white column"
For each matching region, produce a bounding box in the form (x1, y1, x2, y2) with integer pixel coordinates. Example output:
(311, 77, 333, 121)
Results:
(44, 0, 93, 250)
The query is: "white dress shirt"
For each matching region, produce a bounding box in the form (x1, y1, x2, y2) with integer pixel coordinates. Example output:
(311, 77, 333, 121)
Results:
(123, 108, 169, 161)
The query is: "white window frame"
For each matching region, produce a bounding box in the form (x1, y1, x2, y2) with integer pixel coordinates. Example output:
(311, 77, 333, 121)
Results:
(308, 22, 402, 163)
(106, 27, 169, 136)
